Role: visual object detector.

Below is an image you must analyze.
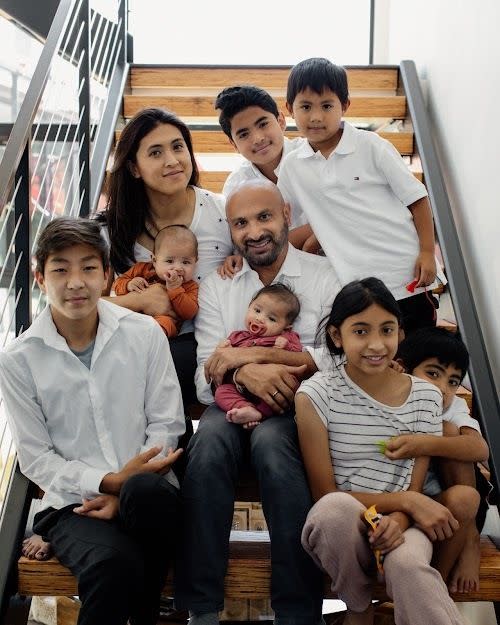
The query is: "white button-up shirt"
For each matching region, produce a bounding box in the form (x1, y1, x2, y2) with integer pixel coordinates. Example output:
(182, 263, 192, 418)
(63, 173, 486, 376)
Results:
(194, 244, 341, 404)
(0, 299, 185, 511)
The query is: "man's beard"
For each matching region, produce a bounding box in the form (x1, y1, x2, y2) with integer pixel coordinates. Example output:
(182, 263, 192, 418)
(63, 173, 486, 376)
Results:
(235, 224, 289, 267)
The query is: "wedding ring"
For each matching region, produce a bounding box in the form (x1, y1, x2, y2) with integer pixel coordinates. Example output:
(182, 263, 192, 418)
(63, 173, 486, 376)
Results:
(272, 390, 279, 398)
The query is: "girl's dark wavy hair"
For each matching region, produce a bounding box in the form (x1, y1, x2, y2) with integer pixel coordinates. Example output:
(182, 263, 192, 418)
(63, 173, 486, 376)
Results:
(315, 277, 402, 358)
(97, 108, 199, 274)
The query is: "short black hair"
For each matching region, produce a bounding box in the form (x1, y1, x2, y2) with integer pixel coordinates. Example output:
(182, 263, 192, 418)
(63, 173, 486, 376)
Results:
(35, 217, 109, 274)
(397, 326, 469, 381)
(215, 85, 279, 139)
(251, 283, 300, 324)
(287, 57, 349, 107)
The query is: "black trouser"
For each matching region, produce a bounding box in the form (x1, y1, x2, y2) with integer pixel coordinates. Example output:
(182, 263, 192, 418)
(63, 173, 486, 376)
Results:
(398, 291, 439, 335)
(34, 474, 180, 625)
(169, 331, 198, 408)
(169, 331, 197, 482)
(174, 406, 324, 625)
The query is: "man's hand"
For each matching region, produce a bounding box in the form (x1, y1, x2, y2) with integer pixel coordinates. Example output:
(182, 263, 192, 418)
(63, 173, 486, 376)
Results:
(205, 346, 255, 386)
(384, 434, 435, 459)
(74, 495, 119, 520)
(217, 255, 243, 279)
(127, 277, 149, 292)
(404, 491, 459, 541)
(414, 251, 436, 287)
(136, 283, 176, 317)
(101, 446, 183, 495)
(236, 363, 307, 413)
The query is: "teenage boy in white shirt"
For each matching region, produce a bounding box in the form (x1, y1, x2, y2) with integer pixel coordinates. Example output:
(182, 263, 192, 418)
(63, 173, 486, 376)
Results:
(0, 217, 185, 625)
(215, 85, 309, 242)
(174, 180, 340, 625)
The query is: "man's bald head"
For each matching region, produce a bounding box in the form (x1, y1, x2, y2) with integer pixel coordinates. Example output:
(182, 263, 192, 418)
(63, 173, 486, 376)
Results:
(225, 179, 290, 268)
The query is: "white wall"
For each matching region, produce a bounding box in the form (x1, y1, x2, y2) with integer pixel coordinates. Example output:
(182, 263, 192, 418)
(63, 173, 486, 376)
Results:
(383, 0, 500, 387)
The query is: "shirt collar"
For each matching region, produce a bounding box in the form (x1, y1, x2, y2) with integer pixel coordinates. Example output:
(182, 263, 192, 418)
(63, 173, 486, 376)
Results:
(295, 121, 357, 159)
(233, 243, 302, 283)
(22, 299, 130, 356)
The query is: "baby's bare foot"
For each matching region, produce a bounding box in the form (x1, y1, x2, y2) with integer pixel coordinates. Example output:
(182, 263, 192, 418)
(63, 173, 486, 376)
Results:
(226, 406, 263, 425)
(22, 534, 52, 560)
(448, 528, 480, 593)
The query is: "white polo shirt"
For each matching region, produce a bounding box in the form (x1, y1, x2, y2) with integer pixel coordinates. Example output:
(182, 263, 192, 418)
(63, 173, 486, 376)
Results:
(0, 300, 186, 511)
(278, 121, 444, 300)
(222, 136, 307, 229)
(194, 243, 341, 404)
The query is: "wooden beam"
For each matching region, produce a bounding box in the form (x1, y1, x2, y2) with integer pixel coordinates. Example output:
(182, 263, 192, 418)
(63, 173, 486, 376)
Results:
(131, 66, 399, 92)
(123, 95, 407, 120)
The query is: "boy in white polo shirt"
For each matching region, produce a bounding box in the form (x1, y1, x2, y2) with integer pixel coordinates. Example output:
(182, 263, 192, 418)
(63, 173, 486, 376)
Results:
(277, 57, 445, 334)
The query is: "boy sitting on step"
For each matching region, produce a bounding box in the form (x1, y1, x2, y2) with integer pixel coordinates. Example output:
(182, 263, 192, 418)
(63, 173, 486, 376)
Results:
(385, 326, 490, 593)
(0, 217, 185, 625)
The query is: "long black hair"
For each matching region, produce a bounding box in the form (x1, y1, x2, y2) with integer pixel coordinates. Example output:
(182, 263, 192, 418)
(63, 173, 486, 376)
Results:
(317, 277, 402, 358)
(97, 108, 199, 274)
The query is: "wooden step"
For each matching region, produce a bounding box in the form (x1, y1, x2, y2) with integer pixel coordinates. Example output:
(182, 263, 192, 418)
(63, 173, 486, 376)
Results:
(115, 127, 414, 156)
(17, 536, 500, 602)
(130, 65, 399, 92)
(196, 169, 424, 194)
(123, 94, 407, 121)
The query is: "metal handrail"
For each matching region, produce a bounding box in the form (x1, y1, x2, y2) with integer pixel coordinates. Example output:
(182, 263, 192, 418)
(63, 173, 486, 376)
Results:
(0, 0, 76, 210)
(0, 1, 129, 615)
(400, 59, 500, 492)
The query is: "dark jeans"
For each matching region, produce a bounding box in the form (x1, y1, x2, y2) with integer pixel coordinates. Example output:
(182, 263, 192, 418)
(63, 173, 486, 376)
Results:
(174, 406, 323, 625)
(169, 331, 198, 408)
(34, 474, 180, 625)
(398, 291, 439, 335)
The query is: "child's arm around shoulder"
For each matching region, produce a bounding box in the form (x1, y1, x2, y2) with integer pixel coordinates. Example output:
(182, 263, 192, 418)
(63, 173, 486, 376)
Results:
(385, 413, 489, 463)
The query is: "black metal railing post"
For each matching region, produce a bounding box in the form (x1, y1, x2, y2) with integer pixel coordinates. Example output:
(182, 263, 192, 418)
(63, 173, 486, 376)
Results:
(78, 0, 91, 217)
(368, 0, 375, 64)
(14, 144, 32, 335)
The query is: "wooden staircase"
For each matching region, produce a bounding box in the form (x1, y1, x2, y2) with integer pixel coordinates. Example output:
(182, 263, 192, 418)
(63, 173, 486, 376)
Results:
(15, 63, 498, 622)
(117, 64, 424, 191)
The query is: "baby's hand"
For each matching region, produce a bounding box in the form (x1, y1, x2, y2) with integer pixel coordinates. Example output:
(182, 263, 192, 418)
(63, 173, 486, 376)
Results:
(164, 270, 184, 290)
(127, 277, 149, 292)
(217, 339, 232, 348)
(274, 336, 288, 349)
(217, 254, 243, 280)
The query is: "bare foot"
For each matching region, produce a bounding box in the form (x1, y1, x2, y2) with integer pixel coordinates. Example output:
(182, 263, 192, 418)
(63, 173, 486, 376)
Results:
(226, 406, 263, 425)
(448, 527, 480, 593)
(343, 603, 374, 625)
(22, 534, 52, 560)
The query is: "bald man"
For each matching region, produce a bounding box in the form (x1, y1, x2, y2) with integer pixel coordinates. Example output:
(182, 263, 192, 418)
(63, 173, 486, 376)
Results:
(175, 181, 340, 625)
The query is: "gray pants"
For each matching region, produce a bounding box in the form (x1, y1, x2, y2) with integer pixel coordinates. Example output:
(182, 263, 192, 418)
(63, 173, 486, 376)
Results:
(174, 405, 323, 625)
(302, 492, 464, 625)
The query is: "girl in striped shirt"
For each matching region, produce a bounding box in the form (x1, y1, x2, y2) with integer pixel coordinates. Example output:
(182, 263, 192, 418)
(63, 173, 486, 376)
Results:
(295, 277, 464, 625)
